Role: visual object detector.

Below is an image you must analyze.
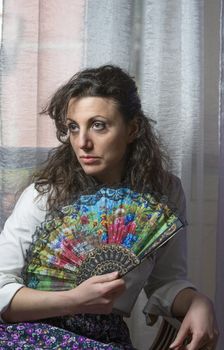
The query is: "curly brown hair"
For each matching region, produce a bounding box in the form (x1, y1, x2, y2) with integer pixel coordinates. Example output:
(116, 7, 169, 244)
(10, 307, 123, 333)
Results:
(34, 65, 171, 211)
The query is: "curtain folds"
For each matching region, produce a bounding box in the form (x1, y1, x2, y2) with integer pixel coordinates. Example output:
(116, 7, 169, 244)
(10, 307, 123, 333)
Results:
(0, 0, 85, 226)
(83, 0, 134, 70)
(0, 1, 222, 349)
(216, 0, 224, 348)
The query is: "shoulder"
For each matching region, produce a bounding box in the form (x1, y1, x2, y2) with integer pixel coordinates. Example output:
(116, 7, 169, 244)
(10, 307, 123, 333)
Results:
(166, 174, 183, 196)
(165, 174, 186, 219)
(9, 183, 49, 226)
(15, 183, 48, 211)
(0, 184, 48, 252)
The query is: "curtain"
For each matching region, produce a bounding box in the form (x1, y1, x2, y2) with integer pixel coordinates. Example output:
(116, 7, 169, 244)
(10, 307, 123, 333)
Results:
(0, 1, 221, 349)
(216, 0, 224, 348)
(0, 0, 85, 226)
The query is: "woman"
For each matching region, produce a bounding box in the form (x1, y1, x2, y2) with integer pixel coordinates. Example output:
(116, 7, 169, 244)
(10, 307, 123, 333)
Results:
(0, 65, 218, 349)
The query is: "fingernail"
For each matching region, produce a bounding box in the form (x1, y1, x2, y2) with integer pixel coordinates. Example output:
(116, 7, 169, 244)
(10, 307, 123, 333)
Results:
(111, 271, 119, 277)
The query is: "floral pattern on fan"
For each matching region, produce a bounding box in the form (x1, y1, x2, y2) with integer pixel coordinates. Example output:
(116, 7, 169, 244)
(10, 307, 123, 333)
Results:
(23, 187, 184, 291)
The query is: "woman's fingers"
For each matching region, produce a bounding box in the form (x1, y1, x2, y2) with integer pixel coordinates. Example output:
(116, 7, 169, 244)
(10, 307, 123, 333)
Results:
(89, 271, 120, 282)
(66, 272, 126, 314)
(85, 272, 126, 295)
(169, 321, 190, 349)
(169, 294, 219, 350)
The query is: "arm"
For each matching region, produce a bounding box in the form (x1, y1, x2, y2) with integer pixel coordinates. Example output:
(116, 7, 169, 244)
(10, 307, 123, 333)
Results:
(2, 272, 125, 323)
(143, 177, 218, 349)
(170, 288, 219, 349)
(143, 228, 196, 320)
(143, 177, 195, 320)
(0, 184, 46, 320)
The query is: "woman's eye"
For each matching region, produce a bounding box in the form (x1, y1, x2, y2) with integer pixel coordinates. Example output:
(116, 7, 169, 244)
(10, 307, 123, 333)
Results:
(68, 123, 79, 133)
(92, 121, 106, 131)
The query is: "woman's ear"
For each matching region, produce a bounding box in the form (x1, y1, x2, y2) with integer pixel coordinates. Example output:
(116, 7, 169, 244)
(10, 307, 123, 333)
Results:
(127, 118, 140, 143)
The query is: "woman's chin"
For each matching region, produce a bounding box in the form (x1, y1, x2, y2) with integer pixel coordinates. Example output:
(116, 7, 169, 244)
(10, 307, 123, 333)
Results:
(81, 167, 104, 182)
(81, 165, 121, 185)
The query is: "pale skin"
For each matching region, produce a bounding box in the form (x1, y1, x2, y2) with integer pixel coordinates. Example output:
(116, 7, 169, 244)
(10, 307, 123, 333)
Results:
(2, 272, 125, 322)
(170, 289, 218, 350)
(2, 97, 218, 349)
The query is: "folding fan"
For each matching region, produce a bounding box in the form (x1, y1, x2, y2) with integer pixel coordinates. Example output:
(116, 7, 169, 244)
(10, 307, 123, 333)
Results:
(23, 187, 184, 291)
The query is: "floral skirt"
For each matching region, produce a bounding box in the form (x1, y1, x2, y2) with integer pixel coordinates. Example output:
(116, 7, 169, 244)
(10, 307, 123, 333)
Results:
(0, 314, 135, 350)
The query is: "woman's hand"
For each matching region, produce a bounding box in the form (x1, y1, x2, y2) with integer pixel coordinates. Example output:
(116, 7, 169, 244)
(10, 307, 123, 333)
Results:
(169, 293, 219, 350)
(65, 271, 126, 315)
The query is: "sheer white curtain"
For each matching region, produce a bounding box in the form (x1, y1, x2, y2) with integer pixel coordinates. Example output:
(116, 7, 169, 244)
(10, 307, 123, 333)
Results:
(0, 0, 221, 349)
(126, 1, 212, 348)
(133, 2, 220, 349)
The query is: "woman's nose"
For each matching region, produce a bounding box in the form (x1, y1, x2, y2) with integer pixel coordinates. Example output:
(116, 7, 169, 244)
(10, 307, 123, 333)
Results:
(78, 131, 93, 150)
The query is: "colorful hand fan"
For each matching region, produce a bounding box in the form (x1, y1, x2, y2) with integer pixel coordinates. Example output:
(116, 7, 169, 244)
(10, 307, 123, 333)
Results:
(23, 187, 185, 291)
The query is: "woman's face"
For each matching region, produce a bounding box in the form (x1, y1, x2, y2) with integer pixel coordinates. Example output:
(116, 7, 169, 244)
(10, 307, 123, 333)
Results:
(66, 96, 136, 184)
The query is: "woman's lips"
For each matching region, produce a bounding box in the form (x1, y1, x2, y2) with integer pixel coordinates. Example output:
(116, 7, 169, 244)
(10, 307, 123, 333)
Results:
(80, 156, 100, 164)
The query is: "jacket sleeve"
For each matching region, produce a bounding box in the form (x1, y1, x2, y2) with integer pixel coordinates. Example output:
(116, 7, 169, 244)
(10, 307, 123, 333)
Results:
(143, 176, 196, 323)
(0, 184, 47, 320)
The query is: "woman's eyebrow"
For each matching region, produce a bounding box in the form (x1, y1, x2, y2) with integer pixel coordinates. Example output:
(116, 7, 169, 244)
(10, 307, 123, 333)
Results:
(66, 117, 77, 122)
(66, 115, 108, 122)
